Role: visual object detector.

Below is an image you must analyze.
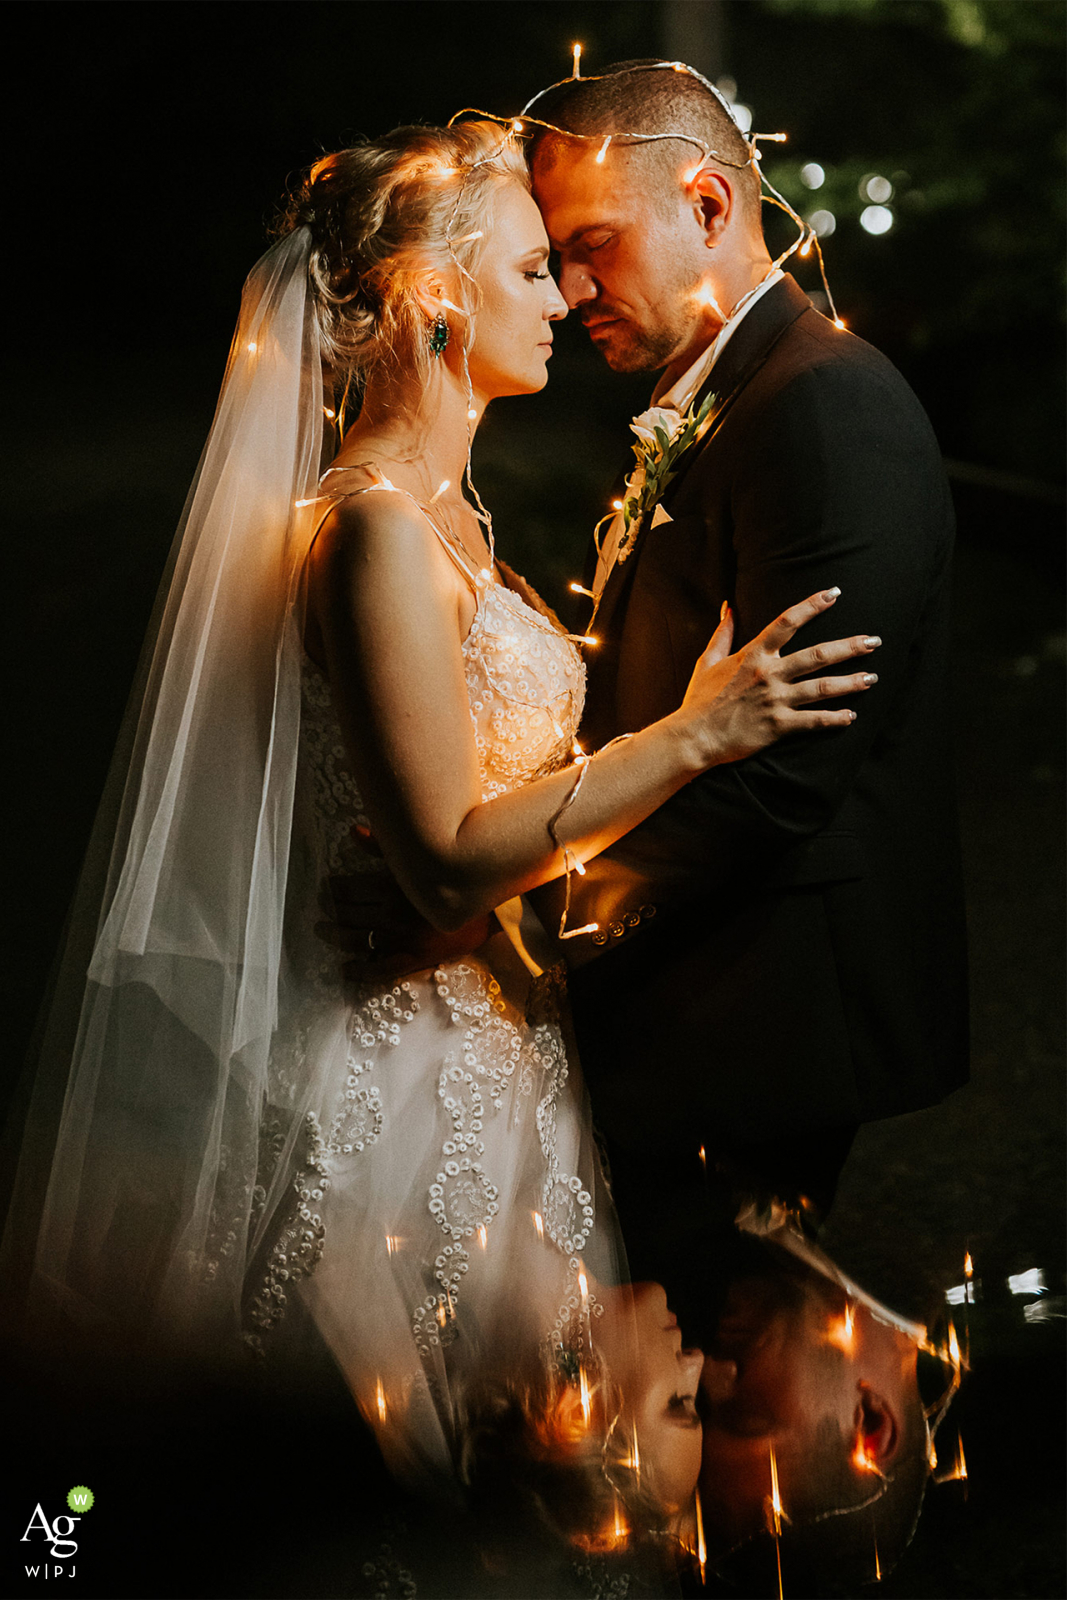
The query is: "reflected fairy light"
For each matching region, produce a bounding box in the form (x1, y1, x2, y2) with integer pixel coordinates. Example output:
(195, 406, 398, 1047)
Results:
(828, 1301, 855, 1353)
(578, 1364, 592, 1426)
(532, 1210, 544, 1241)
(933, 1433, 968, 1489)
(477, 1224, 488, 1250)
(768, 1442, 784, 1534)
(375, 1377, 387, 1423)
(947, 1321, 962, 1369)
(694, 1487, 707, 1582)
(385, 1234, 402, 1255)
(769, 1442, 785, 1598)
(1007, 1266, 1045, 1296)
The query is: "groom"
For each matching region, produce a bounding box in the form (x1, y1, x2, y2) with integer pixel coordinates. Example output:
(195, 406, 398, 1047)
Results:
(522, 61, 968, 1260)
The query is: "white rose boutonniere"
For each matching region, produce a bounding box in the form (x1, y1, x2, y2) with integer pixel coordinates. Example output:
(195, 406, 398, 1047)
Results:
(615, 389, 718, 564)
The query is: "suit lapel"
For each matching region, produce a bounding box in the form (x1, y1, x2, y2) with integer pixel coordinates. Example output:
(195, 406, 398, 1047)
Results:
(588, 277, 814, 628)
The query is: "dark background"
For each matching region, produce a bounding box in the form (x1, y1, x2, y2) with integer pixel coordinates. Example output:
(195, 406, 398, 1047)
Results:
(3, 3, 1064, 1597)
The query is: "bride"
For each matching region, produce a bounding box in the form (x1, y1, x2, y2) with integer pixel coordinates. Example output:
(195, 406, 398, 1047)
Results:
(3, 120, 877, 1514)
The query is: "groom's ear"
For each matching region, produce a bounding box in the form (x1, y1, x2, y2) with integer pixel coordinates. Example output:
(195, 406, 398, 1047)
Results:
(852, 1382, 900, 1470)
(689, 168, 734, 248)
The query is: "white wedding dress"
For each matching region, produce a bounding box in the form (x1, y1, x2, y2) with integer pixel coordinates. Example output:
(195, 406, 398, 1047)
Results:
(242, 488, 623, 1489)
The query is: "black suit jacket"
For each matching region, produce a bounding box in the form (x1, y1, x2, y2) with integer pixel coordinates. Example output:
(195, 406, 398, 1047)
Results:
(546, 275, 969, 1154)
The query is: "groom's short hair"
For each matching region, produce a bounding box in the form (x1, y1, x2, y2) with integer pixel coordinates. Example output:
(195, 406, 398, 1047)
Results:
(528, 59, 762, 224)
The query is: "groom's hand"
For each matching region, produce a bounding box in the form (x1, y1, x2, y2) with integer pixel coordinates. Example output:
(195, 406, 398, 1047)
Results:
(317, 827, 492, 983)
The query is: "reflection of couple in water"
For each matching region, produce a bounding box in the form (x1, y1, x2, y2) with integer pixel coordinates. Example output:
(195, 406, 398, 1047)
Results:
(3, 57, 967, 1597)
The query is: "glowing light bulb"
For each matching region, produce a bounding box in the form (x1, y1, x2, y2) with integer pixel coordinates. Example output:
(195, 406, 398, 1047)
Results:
(581, 634, 598, 646)
(595, 135, 612, 164)
(611, 498, 624, 511)
(467, 407, 478, 421)
(512, 120, 523, 133)
(323, 406, 336, 419)
(572, 42, 582, 78)
(430, 479, 450, 503)
(833, 318, 847, 330)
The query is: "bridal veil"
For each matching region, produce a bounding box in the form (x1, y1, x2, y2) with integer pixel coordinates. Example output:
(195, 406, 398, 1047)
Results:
(3, 228, 328, 1345)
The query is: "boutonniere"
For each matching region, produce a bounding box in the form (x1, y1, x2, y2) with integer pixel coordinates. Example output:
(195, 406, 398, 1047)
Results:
(615, 389, 718, 564)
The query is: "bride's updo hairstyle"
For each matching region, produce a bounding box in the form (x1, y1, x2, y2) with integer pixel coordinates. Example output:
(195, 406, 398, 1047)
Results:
(280, 120, 528, 388)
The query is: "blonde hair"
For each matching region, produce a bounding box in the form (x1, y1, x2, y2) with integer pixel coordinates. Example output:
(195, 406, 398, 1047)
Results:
(280, 120, 529, 391)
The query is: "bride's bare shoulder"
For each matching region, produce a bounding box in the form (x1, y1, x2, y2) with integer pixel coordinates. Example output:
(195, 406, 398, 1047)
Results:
(310, 481, 436, 580)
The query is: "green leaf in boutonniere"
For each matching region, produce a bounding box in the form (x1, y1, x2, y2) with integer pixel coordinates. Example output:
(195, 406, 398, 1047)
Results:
(615, 389, 718, 564)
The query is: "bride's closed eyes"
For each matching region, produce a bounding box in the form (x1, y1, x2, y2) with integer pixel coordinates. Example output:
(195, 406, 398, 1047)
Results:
(667, 1392, 702, 1427)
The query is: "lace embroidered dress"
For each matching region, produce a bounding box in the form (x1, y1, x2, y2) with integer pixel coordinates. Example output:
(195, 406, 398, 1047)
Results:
(244, 489, 622, 1489)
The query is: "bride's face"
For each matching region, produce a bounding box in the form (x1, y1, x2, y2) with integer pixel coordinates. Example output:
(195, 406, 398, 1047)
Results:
(464, 182, 568, 402)
(596, 1280, 705, 1513)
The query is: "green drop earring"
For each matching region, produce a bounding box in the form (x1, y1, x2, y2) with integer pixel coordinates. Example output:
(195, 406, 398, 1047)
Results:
(430, 313, 450, 357)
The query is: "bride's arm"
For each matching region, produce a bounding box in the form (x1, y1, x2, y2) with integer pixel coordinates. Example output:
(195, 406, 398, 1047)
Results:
(308, 496, 875, 932)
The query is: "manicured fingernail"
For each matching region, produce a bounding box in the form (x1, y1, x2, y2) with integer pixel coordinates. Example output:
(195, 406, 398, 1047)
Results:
(863, 636, 881, 648)
(720, 600, 729, 621)
(849, 710, 857, 721)
(862, 672, 878, 685)
(823, 587, 841, 600)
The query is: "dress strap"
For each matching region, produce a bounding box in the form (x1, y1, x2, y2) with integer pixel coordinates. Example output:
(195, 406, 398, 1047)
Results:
(317, 469, 486, 595)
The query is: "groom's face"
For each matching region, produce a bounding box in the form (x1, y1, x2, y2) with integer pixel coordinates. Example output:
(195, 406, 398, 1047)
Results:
(532, 145, 705, 374)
